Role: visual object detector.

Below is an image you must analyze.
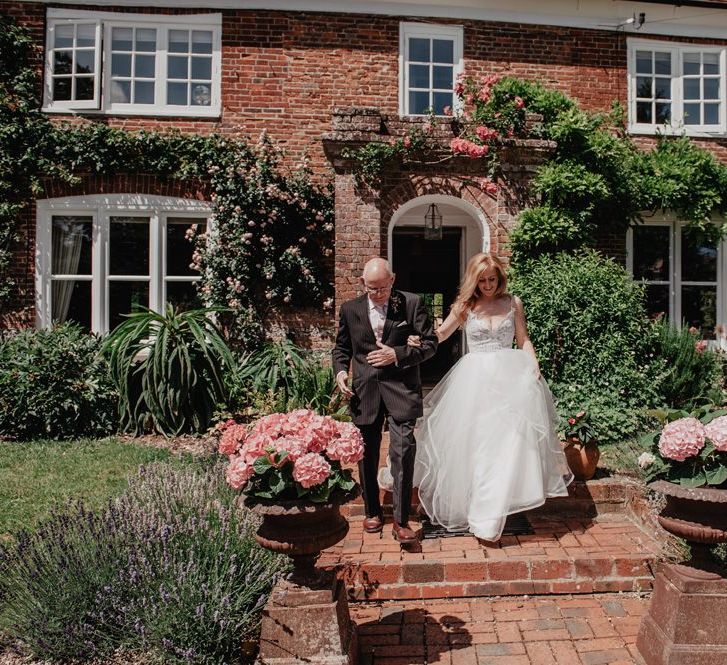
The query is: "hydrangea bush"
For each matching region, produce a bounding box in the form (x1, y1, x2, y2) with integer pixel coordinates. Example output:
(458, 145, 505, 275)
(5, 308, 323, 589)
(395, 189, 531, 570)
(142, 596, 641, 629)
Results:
(219, 408, 363, 502)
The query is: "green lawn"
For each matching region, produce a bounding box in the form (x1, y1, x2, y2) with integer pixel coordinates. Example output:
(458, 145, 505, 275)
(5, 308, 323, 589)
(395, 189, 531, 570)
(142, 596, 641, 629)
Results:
(0, 437, 189, 539)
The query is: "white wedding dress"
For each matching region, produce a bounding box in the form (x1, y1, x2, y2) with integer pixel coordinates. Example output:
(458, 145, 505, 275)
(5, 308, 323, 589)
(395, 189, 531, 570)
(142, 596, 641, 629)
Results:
(412, 302, 573, 541)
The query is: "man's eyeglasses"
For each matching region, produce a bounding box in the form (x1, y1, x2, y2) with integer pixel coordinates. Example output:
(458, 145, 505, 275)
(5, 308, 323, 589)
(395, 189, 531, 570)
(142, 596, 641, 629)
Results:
(364, 285, 392, 294)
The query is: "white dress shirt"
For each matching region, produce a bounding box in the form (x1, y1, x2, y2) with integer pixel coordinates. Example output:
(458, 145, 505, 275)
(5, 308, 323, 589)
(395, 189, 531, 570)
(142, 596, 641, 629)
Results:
(368, 297, 388, 342)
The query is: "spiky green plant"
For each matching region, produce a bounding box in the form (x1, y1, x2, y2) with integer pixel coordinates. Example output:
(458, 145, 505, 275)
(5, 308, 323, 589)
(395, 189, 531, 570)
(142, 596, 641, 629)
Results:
(103, 305, 235, 436)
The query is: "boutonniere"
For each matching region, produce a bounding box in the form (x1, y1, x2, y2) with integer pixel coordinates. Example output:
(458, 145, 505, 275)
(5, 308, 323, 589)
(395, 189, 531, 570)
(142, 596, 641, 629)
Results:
(388, 292, 404, 317)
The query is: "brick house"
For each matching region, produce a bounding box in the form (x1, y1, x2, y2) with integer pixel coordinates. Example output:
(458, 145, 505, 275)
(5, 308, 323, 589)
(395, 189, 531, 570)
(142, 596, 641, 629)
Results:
(3, 0, 727, 369)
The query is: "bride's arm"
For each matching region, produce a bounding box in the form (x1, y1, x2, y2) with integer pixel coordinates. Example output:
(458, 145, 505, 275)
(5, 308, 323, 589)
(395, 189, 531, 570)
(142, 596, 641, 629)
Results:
(408, 307, 464, 346)
(513, 296, 542, 380)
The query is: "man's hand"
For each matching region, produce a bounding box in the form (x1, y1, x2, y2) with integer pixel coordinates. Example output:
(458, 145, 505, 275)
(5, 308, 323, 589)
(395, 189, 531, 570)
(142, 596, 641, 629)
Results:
(335, 371, 354, 397)
(367, 341, 397, 367)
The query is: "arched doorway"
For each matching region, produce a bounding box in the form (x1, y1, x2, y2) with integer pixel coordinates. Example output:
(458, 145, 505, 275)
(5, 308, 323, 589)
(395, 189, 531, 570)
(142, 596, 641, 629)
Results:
(388, 195, 489, 385)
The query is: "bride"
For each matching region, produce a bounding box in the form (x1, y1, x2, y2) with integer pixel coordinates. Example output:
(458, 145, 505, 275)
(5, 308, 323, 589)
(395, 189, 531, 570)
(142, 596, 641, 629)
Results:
(405, 252, 573, 542)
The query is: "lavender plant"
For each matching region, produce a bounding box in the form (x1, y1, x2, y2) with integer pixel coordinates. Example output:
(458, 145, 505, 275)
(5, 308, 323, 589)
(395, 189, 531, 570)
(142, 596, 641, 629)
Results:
(0, 462, 287, 663)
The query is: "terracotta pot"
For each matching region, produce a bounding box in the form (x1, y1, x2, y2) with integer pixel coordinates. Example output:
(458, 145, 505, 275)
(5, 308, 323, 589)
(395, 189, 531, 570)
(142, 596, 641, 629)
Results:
(563, 439, 600, 481)
(650, 480, 727, 565)
(244, 488, 359, 586)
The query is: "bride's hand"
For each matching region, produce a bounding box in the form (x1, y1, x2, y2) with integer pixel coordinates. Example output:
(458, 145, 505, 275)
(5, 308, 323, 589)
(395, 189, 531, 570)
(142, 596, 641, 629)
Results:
(407, 335, 422, 348)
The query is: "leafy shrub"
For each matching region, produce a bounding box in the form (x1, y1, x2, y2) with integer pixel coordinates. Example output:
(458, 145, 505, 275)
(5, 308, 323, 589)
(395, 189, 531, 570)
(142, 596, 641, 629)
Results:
(103, 305, 235, 436)
(0, 323, 118, 440)
(0, 462, 287, 663)
(654, 320, 723, 409)
(510, 251, 663, 444)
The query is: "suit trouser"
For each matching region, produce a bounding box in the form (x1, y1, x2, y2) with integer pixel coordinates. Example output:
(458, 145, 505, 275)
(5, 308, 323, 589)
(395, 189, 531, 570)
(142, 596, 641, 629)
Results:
(357, 405, 416, 525)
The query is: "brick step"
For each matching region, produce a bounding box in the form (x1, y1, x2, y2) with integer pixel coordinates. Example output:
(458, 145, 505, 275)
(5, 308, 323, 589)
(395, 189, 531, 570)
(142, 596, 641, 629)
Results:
(320, 514, 661, 601)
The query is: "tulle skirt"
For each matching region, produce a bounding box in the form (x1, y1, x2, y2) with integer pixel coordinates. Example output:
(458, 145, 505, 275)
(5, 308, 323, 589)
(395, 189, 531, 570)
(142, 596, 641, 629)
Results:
(413, 349, 573, 541)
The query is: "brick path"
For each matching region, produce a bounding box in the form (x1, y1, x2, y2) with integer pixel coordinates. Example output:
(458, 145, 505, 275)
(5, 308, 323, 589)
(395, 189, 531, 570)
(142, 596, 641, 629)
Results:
(351, 593, 648, 664)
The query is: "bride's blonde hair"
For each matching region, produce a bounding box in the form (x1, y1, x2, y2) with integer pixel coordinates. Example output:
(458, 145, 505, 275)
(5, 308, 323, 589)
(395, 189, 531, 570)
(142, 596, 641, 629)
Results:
(452, 252, 508, 319)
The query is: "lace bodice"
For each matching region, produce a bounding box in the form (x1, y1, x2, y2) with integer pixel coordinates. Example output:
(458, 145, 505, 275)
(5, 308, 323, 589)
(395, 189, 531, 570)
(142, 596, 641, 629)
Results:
(465, 303, 515, 353)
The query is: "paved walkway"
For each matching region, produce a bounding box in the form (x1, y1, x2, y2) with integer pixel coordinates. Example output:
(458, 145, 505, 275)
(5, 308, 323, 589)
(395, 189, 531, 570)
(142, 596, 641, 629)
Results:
(351, 593, 648, 664)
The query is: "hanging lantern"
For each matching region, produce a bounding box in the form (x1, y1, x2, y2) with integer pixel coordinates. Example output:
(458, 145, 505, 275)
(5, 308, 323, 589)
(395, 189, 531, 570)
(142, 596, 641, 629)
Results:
(424, 203, 443, 240)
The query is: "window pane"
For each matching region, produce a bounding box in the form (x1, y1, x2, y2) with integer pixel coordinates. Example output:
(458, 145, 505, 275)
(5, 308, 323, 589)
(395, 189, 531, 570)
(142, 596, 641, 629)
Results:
(191, 57, 211, 80)
(682, 285, 717, 339)
(166, 281, 202, 311)
(655, 103, 671, 123)
(409, 64, 429, 88)
(432, 39, 453, 64)
(633, 226, 670, 281)
(169, 30, 189, 53)
(191, 30, 212, 54)
(409, 37, 430, 62)
(53, 77, 71, 101)
(135, 54, 155, 78)
(108, 281, 149, 332)
(136, 28, 156, 52)
(682, 232, 717, 282)
(167, 82, 188, 105)
(683, 52, 701, 75)
(704, 103, 720, 125)
(54, 51, 73, 75)
(644, 284, 670, 321)
(704, 78, 720, 100)
(191, 83, 211, 106)
(654, 78, 670, 100)
(432, 65, 452, 90)
(636, 101, 652, 123)
(684, 103, 700, 125)
(704, 53, 720, 75)
(409, 90, 430, 115)
(636, 77, 652, 98)
(112, 53, 132, 77)
(76, 24, 96, 48)
(166, 219, 205, 276)
(432, 91, 452, 115)
(112, 27, 133, 51)
(55, 24, 74, 49)
(76, 77, 94, 101)
(75, 50, 94, 74)
(111, 80, 131, 103)
(52, 279, 91, 330)
(168, 56, 188, 80)
(135, 81, 155, 104)
(636, 51, 652, 74)
(110, 217, 149, 275)
(655, 52, 671, 75)
(684, 78, 700, 100)
(52, 216, 92, 275)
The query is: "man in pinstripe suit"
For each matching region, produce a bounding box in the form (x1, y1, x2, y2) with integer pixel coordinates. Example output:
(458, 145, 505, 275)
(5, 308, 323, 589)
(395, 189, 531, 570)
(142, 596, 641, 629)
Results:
(333, 258, 438, 544)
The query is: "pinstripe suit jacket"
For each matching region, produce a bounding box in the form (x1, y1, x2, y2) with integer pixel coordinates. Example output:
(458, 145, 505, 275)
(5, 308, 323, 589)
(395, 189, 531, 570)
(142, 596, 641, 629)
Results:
(332, 290, 438, 425)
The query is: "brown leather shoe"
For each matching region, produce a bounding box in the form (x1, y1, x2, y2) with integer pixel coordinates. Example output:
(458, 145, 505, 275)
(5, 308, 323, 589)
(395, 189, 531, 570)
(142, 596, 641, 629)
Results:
(392, 521, 418, 544)
(363, 515, 384, 533)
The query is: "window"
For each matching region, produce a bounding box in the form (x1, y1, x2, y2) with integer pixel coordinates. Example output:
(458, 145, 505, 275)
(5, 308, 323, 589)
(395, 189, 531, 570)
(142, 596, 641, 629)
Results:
(399, 22, 463, 117)
(628, 39, 726, 134)
(627, 220, 724, 340)
(36, 195, 212, 334)
(44, 9, 221, 117)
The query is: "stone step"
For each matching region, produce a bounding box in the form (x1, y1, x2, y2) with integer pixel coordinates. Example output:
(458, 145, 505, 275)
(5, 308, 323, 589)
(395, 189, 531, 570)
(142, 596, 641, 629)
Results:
(320, 514, 661, 601)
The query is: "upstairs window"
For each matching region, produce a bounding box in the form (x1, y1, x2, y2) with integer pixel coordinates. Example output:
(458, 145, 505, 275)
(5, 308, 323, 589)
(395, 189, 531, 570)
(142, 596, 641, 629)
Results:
(399, 22, 463, 117)
(628, 39, 725, 135)
(44, 9, 221, 117)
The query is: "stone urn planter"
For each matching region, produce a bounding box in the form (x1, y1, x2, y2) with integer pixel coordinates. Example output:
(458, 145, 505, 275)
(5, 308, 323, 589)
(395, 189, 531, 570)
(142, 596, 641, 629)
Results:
(244, 488, 360, 665)
(562, 439, 600, 481)
(637, 481, 727, 665)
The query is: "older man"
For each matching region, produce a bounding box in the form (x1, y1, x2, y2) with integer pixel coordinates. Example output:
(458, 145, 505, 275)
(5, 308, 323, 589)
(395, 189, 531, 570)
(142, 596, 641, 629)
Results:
(332, 258, 438, 544)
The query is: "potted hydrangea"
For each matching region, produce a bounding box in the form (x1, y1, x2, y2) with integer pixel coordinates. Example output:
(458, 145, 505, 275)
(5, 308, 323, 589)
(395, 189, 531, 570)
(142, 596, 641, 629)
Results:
(640, 407, 727, 566)
(219, 409, 363, 585)
(560, 411, 599, 480)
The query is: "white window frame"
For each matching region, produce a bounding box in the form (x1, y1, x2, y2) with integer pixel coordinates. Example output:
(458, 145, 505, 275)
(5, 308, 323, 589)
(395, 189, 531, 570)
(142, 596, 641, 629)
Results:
(626, 216, 726, 346)
(399, 22, 464, 118)
(43, 9, 222, 118)
(628, 38, 727, 136)
(36, 194, 212, 334)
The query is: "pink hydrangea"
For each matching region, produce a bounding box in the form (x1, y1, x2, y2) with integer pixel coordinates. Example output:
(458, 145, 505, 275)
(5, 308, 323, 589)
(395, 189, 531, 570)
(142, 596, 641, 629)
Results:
(327, 422, 365, 465)
(292, 452, 331, 488)
(241, 430, 274, 464)
(272, 435, 309, 462)
(658, 417, 706, 462)
(218, 423, 247, 456)
(226, 455, 254, 490)
(251, 412, 287, 438)
(705, 415, 727, 452)
(302, 414, 340, 453)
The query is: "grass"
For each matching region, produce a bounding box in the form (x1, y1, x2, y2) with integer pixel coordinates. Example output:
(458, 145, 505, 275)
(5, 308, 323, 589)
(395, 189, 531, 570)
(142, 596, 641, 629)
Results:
(0, 437, 194, 540)
(598, 437, 650, 477)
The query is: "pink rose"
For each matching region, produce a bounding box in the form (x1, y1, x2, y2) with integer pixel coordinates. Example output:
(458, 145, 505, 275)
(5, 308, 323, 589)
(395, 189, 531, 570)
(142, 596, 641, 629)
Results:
(226, 455, 254, 490)
(484, 180, 498, 195)
(658, 417, 706, 462)
(514, 96, 525, 109)
(443, 106, 452, 117)
(327, 422, 365, 465)
(568, 418, 576, 426)
(219, 423, 247, 456)
(293, 452, 331, 488)
(695, 340, 708, 354)
(403, 135, 412, 147)
(705, 415, 727, 452)
(475, 125, 498, 142)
